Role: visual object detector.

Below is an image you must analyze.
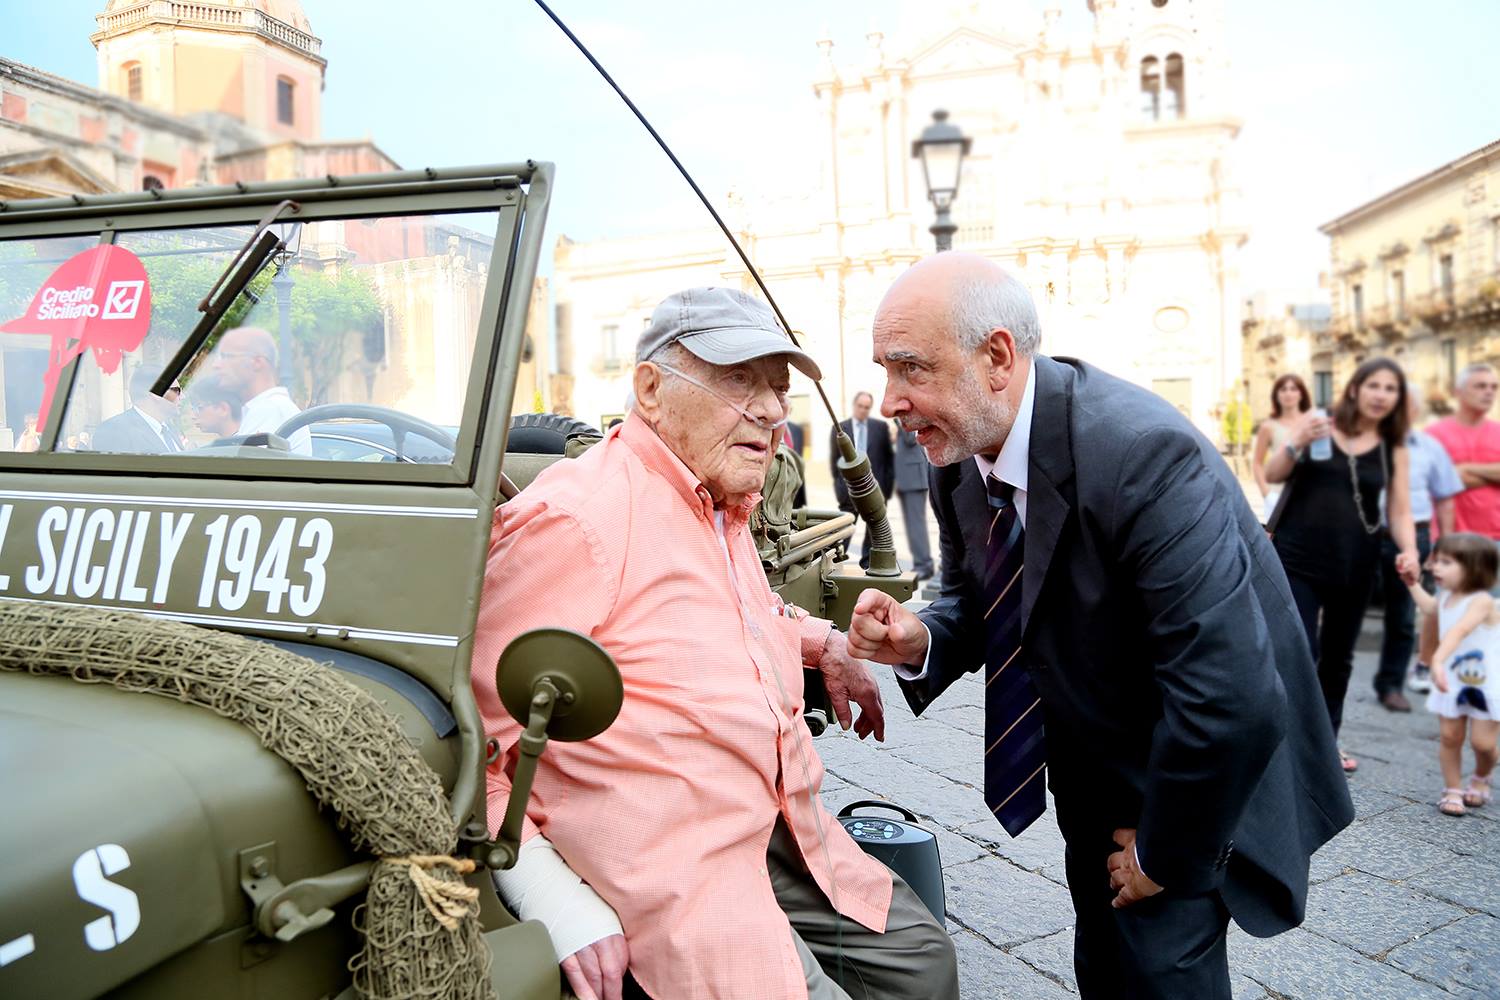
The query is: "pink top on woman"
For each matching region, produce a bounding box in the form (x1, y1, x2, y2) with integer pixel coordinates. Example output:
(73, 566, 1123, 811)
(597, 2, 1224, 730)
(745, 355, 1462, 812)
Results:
(471, 413, 892, 1000)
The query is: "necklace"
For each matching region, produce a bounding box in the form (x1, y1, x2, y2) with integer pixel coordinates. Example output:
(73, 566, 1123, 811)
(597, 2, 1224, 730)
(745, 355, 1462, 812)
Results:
(1346, 437, 1388, 535)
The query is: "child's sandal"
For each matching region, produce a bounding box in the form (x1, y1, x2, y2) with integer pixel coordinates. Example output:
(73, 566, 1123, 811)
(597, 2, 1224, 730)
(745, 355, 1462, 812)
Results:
(1463, 773, 1493, 808)
(1439, 789, 1467, 816)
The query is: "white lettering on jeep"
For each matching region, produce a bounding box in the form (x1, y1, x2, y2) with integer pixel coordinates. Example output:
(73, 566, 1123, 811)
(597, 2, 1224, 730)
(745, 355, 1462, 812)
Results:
(11, 505, 333, 617)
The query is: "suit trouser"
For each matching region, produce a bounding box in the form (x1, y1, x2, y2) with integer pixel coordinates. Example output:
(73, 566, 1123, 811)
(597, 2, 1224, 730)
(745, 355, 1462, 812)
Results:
(1063, 835, 1232, 1000)
(1374, 522, 1432, 696)
(622, 819, 957, 1000)
(896, 489, 934, 576)
(1286, 570, 1372, 735)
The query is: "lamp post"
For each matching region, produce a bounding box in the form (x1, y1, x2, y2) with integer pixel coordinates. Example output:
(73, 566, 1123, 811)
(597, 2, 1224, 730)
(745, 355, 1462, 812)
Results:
(911, 109, 972, 252)
(272, 254, 296, 394)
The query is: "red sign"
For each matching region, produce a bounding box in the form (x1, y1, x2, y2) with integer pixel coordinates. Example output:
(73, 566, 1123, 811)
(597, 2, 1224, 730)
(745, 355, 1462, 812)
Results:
(1, 244, 154, 427)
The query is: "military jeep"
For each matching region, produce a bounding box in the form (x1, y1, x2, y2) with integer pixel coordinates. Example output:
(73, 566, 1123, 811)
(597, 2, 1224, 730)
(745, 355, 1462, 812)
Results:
(0, 163, 913, 999)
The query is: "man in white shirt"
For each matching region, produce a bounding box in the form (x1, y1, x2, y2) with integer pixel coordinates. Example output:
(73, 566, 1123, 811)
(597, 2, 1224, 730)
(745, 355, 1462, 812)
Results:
(211, 327, 311, 454)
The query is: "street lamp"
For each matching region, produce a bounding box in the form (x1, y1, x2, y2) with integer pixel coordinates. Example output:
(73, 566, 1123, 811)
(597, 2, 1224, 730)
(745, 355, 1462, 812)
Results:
(272, 255, 296, 393)
(911, 109, 972, 252)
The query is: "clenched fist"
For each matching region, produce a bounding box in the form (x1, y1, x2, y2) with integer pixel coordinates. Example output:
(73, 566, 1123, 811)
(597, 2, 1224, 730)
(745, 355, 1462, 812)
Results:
(846, 588, 929, 666)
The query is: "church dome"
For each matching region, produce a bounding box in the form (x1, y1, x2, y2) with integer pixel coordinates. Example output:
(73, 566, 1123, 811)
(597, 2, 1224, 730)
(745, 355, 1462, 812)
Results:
(102, 0, 312, 33)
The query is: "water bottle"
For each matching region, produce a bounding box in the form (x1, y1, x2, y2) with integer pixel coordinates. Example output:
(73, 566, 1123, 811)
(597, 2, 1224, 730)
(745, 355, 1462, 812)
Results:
(1309, 408, 1332, 461)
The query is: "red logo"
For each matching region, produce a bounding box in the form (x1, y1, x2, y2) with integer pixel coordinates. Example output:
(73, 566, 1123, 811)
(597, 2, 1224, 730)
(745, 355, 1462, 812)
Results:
(1, 245, 154, 427)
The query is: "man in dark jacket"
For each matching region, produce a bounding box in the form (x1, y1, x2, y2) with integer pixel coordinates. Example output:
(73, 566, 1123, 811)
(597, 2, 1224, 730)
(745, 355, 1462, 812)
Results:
(830, 391, 894, 568)
(848, 253, 1353, 1000)
(894, 426, 935, 579)
(91, 366, 185, 454)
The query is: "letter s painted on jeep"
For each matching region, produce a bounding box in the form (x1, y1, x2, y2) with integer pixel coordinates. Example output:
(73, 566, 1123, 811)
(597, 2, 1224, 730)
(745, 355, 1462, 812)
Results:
(71, 844, 140, 951)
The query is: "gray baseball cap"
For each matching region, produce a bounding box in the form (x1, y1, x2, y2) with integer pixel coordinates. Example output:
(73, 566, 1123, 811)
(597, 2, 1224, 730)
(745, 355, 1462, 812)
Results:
(636, 287, 823, 380)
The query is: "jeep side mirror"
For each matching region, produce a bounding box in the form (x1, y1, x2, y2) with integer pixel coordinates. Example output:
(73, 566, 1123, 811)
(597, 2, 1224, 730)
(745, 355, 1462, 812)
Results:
(487, 628, 623, 870)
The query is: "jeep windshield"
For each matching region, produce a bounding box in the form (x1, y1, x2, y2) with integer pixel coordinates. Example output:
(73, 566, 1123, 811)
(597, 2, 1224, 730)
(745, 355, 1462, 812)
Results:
(0, 170, 530, 485)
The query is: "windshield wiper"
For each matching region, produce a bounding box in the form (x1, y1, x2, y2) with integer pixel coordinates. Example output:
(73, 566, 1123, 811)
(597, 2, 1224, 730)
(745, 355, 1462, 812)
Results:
(152, 199, 301, 397)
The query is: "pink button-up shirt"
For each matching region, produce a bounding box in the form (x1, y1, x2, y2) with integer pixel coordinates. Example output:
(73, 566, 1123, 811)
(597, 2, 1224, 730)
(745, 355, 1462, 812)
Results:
(471, 413, 892, 1000)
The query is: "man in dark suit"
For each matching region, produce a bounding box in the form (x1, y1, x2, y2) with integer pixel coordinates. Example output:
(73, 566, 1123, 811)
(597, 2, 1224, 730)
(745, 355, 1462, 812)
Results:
(894, 427, 935, 579)
(785, 419, 808, 508)
(830, 392, 894, 568)
(848, 254, 1353, 999)
(91, 366, 185, 454)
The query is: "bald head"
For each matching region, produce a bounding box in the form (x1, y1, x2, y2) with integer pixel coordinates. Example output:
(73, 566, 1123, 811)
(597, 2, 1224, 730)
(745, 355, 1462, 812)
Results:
(878, 253, 1041, 356)
(212, 326, 281, 400)
(218, 327, 278, 364)
(871, 253, 1036, 466)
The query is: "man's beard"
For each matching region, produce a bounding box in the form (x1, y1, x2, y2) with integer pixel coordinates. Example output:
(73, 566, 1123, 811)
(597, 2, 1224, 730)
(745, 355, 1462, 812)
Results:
(905, 367, 1014, 467)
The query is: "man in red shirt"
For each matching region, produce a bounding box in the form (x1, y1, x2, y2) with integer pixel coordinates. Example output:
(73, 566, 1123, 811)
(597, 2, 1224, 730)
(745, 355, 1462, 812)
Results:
(1428, 363, 1500, 538)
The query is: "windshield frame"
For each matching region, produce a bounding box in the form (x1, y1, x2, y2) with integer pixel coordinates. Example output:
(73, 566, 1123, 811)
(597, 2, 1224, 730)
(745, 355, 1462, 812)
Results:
(0, 169, 533, 487)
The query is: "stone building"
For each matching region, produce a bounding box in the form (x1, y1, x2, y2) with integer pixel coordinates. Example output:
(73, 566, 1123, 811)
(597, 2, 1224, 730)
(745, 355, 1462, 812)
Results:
(1, 0, 556, 427)
(1240, 295, 1330, 421)
(1318, 139, 1500, 412)
(555, 0, 1248, 456)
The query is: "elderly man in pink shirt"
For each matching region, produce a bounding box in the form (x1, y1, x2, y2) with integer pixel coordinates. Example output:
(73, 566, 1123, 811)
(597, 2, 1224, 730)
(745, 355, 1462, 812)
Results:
(471, 287, 957, 1000)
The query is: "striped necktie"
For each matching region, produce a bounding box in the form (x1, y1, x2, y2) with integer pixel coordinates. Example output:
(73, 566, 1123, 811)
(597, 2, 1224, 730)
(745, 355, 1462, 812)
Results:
(982, 473, 1047, 837)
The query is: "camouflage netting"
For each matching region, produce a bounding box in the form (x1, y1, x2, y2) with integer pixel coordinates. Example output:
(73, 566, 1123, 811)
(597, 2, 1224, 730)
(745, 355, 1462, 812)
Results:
(0, 600, 496, 1000)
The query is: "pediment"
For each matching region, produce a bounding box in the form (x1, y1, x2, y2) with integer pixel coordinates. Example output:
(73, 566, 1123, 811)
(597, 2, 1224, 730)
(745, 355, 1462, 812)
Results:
(906, 27, 1025, 76)
(0, 148, 116, 200)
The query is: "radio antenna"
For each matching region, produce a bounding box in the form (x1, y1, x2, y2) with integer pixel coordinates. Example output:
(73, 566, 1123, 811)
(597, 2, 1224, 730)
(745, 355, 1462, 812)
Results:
(531, 0, 902, 577)
(528, 0, 844, 424)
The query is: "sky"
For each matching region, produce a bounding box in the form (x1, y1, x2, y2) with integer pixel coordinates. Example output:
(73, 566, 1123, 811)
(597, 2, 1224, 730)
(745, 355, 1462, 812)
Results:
(6, 0, 1500, 303)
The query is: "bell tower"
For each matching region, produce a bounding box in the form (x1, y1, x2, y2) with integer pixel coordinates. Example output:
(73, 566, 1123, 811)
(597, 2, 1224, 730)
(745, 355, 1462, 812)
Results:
(92, 0, 326, 144)
(1108, 0, 1229, 124)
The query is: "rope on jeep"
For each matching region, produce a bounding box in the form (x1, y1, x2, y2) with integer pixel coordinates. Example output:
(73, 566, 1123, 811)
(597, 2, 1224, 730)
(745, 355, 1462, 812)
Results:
(0, 600, 495, 1000)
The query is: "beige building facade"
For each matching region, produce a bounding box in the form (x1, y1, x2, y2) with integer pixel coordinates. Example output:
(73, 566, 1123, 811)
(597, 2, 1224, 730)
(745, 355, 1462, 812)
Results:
(1240, 296, 1329, 423)
(555, 0, 1248, 457)
(1318, 139, 1500, 413)
(0, 1, 557, 435)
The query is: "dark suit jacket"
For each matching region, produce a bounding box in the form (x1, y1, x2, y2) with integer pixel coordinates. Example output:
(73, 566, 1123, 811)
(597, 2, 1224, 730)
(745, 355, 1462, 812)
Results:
(785, 422, 808, 509)
(831, 417, 894, 509)
(894, 427, 929, 493)
(91, 408, 178, 454)
(902, 356, 1353, 937)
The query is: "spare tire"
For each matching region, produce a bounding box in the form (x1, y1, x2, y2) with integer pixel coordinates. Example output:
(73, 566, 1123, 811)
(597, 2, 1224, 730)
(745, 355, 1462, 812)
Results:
(507, 413, 601, 455)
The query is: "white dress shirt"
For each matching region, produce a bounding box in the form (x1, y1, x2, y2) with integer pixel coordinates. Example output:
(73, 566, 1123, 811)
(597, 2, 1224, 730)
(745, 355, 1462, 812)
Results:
(897, 366, 1035, 683)
(132, 407, 178, 452)
(239, 385, 311, 455)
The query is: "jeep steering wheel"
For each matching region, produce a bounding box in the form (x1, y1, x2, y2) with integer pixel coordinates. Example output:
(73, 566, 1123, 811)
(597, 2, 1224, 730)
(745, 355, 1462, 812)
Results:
(275, 404, 457, 460)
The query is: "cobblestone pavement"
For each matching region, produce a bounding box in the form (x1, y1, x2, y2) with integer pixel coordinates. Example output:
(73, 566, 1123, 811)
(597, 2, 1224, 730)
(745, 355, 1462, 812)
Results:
(806, 474, 1497, 997)
(814, 619, 1500, 999)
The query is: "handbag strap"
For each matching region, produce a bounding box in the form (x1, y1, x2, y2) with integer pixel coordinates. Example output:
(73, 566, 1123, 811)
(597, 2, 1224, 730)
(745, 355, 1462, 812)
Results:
(1264, 458, 1300, 536)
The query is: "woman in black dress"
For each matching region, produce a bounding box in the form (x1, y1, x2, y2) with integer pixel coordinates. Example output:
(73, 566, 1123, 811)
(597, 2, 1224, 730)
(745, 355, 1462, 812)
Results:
(1265, 358, 1419, 773)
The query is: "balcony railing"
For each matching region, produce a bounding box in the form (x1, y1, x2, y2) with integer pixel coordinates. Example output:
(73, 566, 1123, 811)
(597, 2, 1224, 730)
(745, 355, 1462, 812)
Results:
(94, 2, 321, 58)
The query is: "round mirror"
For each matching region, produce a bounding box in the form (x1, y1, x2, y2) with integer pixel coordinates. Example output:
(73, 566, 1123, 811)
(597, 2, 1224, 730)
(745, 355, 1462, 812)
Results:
(496, 628, 623, 742)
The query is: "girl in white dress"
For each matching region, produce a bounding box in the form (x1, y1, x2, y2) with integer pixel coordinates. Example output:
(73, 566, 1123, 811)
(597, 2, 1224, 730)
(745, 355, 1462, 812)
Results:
(1408, 532, 1500, 816)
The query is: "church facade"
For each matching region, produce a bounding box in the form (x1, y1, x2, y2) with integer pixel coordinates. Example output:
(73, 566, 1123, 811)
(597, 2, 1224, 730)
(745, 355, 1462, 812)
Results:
(555, 0, 1247, 457)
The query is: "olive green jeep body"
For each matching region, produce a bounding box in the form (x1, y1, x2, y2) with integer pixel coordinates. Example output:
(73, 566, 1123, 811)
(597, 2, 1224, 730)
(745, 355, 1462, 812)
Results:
(0, 164, 912, 999)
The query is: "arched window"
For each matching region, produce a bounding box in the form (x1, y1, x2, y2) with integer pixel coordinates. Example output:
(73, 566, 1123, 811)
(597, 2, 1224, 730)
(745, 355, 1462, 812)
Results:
(1140, 57, 1160, 121)
(124, 62, 143, 102)
(276, 76, 295, 126)
(1164, 53, 1186, 119)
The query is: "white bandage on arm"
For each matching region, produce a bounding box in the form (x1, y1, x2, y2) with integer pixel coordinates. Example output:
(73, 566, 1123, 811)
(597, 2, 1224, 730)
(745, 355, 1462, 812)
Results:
(491, 834, 623, 962)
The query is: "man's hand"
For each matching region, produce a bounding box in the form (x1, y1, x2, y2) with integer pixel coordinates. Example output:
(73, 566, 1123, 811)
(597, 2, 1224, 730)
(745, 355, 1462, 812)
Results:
(1106, 829, 1164, 910)
(561, 933, 628, 1000)
(817, 628, 885, 740)
(847, 589, 929, 666)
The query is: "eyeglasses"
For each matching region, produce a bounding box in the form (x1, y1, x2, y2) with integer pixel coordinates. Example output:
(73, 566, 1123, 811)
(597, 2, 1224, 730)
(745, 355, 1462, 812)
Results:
(654, 362, 790, 431)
